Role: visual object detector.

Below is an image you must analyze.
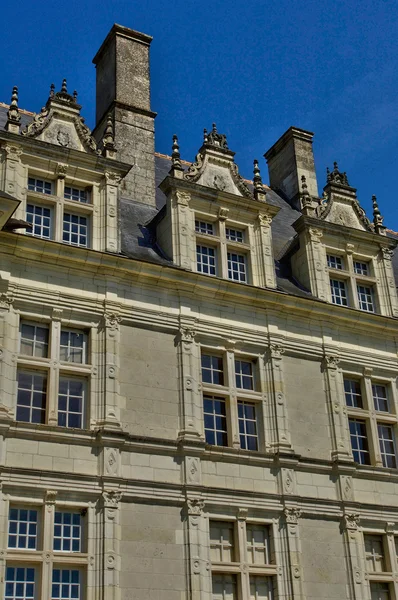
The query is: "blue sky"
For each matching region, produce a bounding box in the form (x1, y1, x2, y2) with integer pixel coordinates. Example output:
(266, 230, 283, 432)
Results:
(1, 1, 398, 228)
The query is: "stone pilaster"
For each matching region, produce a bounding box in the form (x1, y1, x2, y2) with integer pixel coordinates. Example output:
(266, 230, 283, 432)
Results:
(323, 355, 352, 462)
(177, 323, 203, 441)
(2, 144, 23, 203)
(342, 513, 369, 599)
(0, 292, 17, 421)
(102, 490, 122, 600)
(379, 247, 398, 317)
(172, 190, 194, 269)
(103, 172, 121, 254)
(96, 310, 122, 429)
(256, 213, 277, 288)
(283, 507, 305, 600)
(186, 497, 211, 600)
(268, 344, 293, 453)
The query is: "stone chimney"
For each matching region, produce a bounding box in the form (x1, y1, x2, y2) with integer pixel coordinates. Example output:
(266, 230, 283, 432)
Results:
(93, 24, 156, 206)
(264, 127, 318, 209)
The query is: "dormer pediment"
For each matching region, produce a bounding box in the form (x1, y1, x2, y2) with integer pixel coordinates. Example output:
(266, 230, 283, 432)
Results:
(319, 191, 371, 231)
(21, 80, 100, 155)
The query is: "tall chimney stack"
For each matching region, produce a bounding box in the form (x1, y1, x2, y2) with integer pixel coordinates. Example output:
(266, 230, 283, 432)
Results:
(264, 127, 318, 209)
(93, 24, 156, 207)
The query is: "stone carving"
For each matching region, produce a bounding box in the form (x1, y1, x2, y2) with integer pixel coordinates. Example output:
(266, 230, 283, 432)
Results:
(45, 490, 58, 503)
(381, 248, 394, 261)
(187, 497, 204, 516)
(341, 476, 353, 501)
(205, 123, 228, 149)
(283, 469, 295, 494)
(186, 457, 200, 484)
(56, 163, 67, 178)
(270, 344, 284, 359)
(308, 227, 323, 242)
(237, 508, 248, 521)
(192, 556, 201, 574)
(326, 162, 350, 187)
(105, 448, 119, 476)
(57, 129, 70, 147)
(179, 327, 196, 344)
(184, 152, 204, 181)
(385, 522, 395, 534)
(22, 106, 50, 137)
(218, 207, 229, 220)
(343, 513, 360, 531)
(0, 293, 14, 309)
(103, 490, 122, 508)
(105, 171, 122, 186)
(104, 312, 122, 331)
(324, 355, 340, 369)
(284, 507, 301, 524)
(258, 213, 273, 228)
(175, 190, 191, 207)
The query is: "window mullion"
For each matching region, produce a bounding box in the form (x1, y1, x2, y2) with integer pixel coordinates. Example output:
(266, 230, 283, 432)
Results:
(48, 320, 61, 426)
(54, 199, 63, 244)
(41, 498, 56, 600)
(369, 416, 383, 467)
(219, 220, 228, 279)
(226, 351, 240, 449)
(348, 275, 358, 309)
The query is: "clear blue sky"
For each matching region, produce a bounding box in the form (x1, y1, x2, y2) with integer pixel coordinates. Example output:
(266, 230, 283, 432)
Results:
(1, 1, 398, 228)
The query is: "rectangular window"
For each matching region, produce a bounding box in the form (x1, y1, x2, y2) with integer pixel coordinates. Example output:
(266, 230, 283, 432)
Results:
(344, 379, 363, 408)
(20, 322, 49, 358)
(195, 220, 214, 235)
(203, 396, 228, 446)
(330, 279, 348, 306)
(235, 359, 254, 390)
(63, 214, 88, 247)
(357, 285, 374, 312)
(354, 260, 369, 276)
(26, 204, 52, 239)
(373, 384, 389, 412)
(17, 371, 47, 424)
(327, 254, 343, 270)
(210, 522, 235, 562)
(370, 582, 391, 600)
(60, 330, 87, 364)
(197, 245, 216, 275)
(246, 525, 271, 564)
(226, 228, 244, 243)
(28, 177, 52, 195)
(8, 508, 38, 550)
(249, 576, 274, 600)
(365, 534, 386, 572)
(378, 424, 396, 468)
(54, 512, 82, 552)
(227, 252, 247, 283)
(5, 567, 36, 600)
(58, 378, 86, 429)
(212, 574, 237, 600)
(238, 401, 258, 451)
(52, 569, 81, 600)
(64, 186, 89, 204)
(202, 354, 224, 386)
(349, 418, 370, 465)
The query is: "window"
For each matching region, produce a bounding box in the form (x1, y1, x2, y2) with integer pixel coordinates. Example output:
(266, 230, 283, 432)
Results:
(363, 533, 396, 600)
(201, 350, 261, 451)
(354, 260, 370, 276)
(64, 186, 89, 204)
(370, 583, 391, 600)
(365, 535, 386, 572)
(197, 245, 217, 276)
(344, 376, 397, 468)
(227, 252, 247, 283)
(195, 220, 214, 235)
(210, 519, 277, 600)
(327, 254, 343, 270)
(357, 284, 374, 312)
(226, 228, 244, 243)
(28, 177, 52, 195)
(330, 279, 348, 306)
(26, 204, 52, 239)
(6, 505, 87, 600)
(63, 214, 88, 247)
(16, 320, 90, 429)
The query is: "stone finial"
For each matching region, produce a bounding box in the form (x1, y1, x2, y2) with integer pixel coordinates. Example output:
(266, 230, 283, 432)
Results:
(169, 134, 184, 177)
(61, 79, 68, 94)
(203, 128, 208, 144)
(49, 83, 55, 99)
(102, 114, 116, 157)
(326, 161, 349, 186)
(205, 122, 228, 149)
(7, 86, 21, 124)
(253, 159, 266, 201)
(300, 175, 315, 216)
(372, 194, 386, 236)
(73, 90, 78, 102)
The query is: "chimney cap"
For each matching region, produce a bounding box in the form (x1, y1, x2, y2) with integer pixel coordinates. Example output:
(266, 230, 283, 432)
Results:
(93, 23, 153, 65)
(264, 126, 314, 162)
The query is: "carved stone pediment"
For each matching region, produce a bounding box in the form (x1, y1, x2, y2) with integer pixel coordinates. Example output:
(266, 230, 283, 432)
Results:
(22, 81, 99, 155)
(319, 194, 372, 231)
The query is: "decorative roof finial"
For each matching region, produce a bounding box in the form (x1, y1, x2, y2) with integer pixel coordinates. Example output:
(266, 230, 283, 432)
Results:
(205, 123, 228, 149)
(372, 194, 386, 235)
(300, 174, 315, 216)
(203, 128, 208, 144)
(170, 134, 183, 172)
(253, 159, 263, 190)
(7, 86, 21, 125)
(49, 83, 55, 99)
(326, 161, 350, 186)
(61, 79, 67, 94)
(102, 114, 116, 156)
(73, 90, 78, 102)
(301, 175, 310, 196)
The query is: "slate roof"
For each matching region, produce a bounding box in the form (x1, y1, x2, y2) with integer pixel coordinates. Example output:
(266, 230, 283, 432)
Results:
(0, 104, 396, 300)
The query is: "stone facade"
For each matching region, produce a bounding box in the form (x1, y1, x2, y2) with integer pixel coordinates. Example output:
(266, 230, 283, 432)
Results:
(0, 22, 398, 600)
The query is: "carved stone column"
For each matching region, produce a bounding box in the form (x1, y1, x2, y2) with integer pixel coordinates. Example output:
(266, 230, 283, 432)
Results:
(306, 227, 329, 300)
(322, 355, 352, 462)
(2, 144, 23, 205)
(102, 490, 122, 600)
(257, 213, 277, 288)
(41, 491, 58, 599)
(379, 247, 398, 317)
(96, 310, 122, 429)
(171, 190, 194, 269)
(186, 497, 211, 600)
(177, 323, 203, 441)
(103, 172, 121, 254)
(268, 344, 293, 453)
(0, 292, 17, 421)
(283, 507, 305, 600)
(342, 513, 369, 600)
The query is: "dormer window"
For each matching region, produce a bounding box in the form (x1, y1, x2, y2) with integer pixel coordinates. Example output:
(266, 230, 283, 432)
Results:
(357, 285, 374, 312)
(28, 177, 52, 195)
(227, 252, 247, 283)
(195, 220, 214, 235)
(330, 279, 348, 306)
(354, 260, 370, 276)
(327, 254, 344, 270)
(226, 227, 244, 243)
(197, 245, 217, 276)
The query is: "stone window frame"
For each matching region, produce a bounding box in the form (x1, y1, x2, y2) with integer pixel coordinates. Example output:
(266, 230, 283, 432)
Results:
(325, 246, 379, 312)
(206, 511, 279, 600)
(360, 524, 398, 599)
(2, 495, 89, 600)
(342, 371, 398, 469)
(200, 346, 264, 451)
(15, 315, 92, 430)
(194, 212, 252, 284)
(24, 170, 95, 249)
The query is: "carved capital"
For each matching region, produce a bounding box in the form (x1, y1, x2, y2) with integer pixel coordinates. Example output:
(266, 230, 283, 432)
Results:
(284, 507, 301, 524)
(323, 355, 340, 370)
(102, 490, 122, 509)
(237, 508, 248, 521)
(345, 243, 355, 255)
(308, 227, 323, 242)
(343, 513, 360, 531)
(0, 293, 14, 310)
(175, 190, 191, 207)
(270, 343, 285, 360)
(103, 312, 122, 331)
(3, 144, 23, 161)
(258, 213, 273, 229)
(179, 327, 196, 344)
(385, 522, 396, 535)
(45, 490, 57, 504)
(218, 207, 229, 220)
(56, 163, 68, 178)
(187, 497, 205, 516)
(52, 308, 63, 321)
(381, 247, 394, 261)
(104, 171, 122, 186)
